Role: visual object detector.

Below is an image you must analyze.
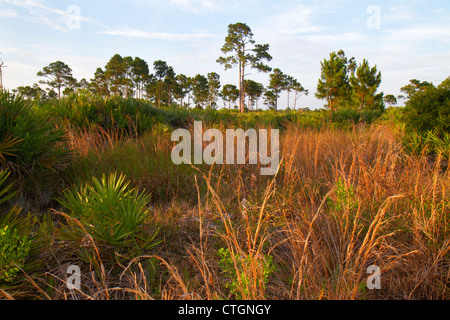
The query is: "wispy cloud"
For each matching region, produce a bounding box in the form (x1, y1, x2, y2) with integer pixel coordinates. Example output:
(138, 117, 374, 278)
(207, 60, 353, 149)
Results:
(99, 26, 217, 41)
(142, 0, 242, 14)
(170, 0, 222, 13)
(385, 24, 450, 40)
(0, 0, 98, 31)
(264, 4, 325, 35)
(0, 7, 17, 17)
(386, 5, 416, 21)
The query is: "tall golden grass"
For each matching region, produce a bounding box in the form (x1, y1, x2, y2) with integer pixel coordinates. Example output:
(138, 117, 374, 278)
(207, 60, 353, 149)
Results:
(26, 122, 449, 300)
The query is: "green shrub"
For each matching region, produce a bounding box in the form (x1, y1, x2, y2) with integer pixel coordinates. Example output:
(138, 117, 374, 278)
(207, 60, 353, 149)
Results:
(0, 225, 31, 282)
(58, 172, 160, 249)
(327, 177, 358, 213)
(0, 90, 70, 172)
(402, 130, 450, 158)
(381, 107, 404, 127)
(0, 169, 41, 286)
(0, 169, 30, 283)
(401, 83, 450, 158)
(330, 108, 384, 126)
(37, 94, 188, 134)
(218, 247, 276, 299)
(403, 85, 450, 135)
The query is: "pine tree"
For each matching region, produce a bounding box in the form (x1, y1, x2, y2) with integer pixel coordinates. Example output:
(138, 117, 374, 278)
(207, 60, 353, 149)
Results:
(217, 22, 272, 113)
(267, 68, 287, 110)
(316, 50, 355, 111)
(350, 59, 382, 110)
(37, 61, 76, 99)
(207, 72, 221, 109)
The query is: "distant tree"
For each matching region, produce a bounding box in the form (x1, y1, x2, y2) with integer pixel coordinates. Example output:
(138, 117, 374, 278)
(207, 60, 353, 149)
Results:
(191, 74, 209, 108)
(132, 57, 149, 99)
(46, 89, 58, 100)
(284, 75, 294, 109)
(144, 75, 158, 103)
(153, 60, 170, 107)
(185, 76, 194, 107)
(104, 54, 128, 96)
(350, 59, 382, 110)
(290, 78, 308, 110)
(77, 78, 90, 91)
(316, 50, 356, 111)
(244, 79, 264, 110)
(37, 61, 76, 99)
(439, 76, 450, 90)
(62, 81, 77, 96)
(123, 56, 135, 97)
(90, 68, 110, 96)
(217, 22, 272, 113)
(164, 66, 176, 106)
(15, 84, 47, 101)
(174, 74, 191, 107)
(401, 79, 434, 101)
(62, 77, 88, 96)
(207, 72, 221, 109)
(383, 94, 397, 107)
(220, 84, 239, 109)
(263, 90, 277, 110)
(267, 68, 287, 110)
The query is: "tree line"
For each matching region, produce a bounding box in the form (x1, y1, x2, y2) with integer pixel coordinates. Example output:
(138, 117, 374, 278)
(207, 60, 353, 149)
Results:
(12, 22, 401, 113)
(15, 55, 308, 112)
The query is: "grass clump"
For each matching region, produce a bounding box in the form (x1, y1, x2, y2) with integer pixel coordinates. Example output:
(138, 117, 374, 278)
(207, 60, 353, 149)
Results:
(58, 172, 160, 251)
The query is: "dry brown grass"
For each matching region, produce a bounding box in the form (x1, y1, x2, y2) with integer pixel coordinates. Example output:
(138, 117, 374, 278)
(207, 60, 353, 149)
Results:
(13, 122, 449, 300)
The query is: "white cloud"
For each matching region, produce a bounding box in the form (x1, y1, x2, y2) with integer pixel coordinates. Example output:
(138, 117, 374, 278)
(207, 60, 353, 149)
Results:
(386, 25, 450, 41)
(142, 0, 246, 14)
(170, 0, 221, 13)
(387, 6, 416, 21)
(99, 26, 217, 41)
(264, 4, 325, 35)
(1, 0, 98, 31)
(0, 8, 17, 17)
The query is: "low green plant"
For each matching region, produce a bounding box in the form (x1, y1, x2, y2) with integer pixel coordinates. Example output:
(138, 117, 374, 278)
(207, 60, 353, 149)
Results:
(330, 108, 384, 128)
(0, 225, 31, 282)
(218, 247, 276, 299)
(402, 130, 450, 159)
(327, 177, 358, 212)
(58, 172, 160, 250)
(0, 169, 33, 284)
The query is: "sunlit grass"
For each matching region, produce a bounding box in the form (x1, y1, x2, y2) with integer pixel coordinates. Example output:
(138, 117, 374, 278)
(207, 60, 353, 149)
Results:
(1, 113, 449, 300)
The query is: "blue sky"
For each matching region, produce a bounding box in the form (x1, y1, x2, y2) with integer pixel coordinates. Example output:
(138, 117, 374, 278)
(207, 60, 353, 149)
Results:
(1, 0, 449, 109)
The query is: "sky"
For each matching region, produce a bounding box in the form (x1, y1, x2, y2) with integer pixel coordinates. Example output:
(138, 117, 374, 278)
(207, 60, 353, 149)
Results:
(0, 0, 449, 109)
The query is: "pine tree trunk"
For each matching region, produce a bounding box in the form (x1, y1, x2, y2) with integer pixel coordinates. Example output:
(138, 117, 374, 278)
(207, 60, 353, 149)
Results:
(294, 92, 298, 110)
(287, 91, 290, 109)
(239, 61, 245, 113)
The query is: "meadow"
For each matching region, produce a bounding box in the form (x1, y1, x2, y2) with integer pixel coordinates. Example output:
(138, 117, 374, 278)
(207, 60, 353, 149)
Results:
(0, 92, 448, 300)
